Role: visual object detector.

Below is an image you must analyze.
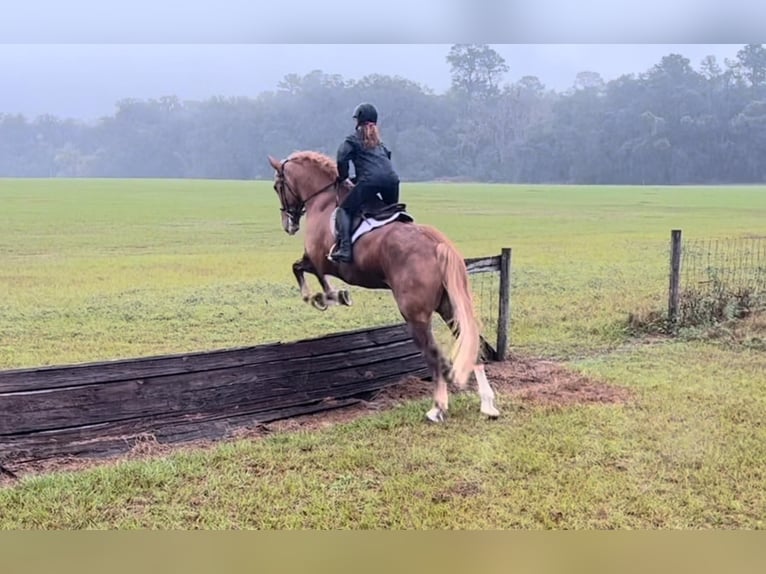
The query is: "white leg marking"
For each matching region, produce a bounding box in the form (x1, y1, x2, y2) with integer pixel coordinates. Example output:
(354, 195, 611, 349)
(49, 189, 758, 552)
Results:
(426, 407, 445, 423)
(475, 364, 500, 418)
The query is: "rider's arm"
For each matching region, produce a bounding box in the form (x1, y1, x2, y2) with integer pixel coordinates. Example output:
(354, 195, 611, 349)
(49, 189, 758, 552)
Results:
(336, 138, 355, 182)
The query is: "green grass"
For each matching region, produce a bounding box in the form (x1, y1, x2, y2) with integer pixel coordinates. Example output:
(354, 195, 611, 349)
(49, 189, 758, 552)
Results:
(1, 342, 763, 529)
(1, 178, 765, 529)
(3, 179, 764, 367)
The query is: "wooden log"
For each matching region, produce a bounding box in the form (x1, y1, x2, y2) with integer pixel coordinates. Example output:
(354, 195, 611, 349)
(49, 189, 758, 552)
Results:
(1, 361, 429, 464)
(0, 399, 365, 465)
(0, 342, 425, 435)
(465, 255, 501, 274)
(0, 323, 414, 393)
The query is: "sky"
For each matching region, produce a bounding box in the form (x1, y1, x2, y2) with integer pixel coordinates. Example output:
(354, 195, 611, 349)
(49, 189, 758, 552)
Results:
(0, 0, 759, 120)
(0, 44, 746, 121)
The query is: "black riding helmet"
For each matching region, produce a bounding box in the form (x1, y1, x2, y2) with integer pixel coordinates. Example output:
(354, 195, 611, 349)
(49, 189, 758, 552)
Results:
(353, 102, 378, 125)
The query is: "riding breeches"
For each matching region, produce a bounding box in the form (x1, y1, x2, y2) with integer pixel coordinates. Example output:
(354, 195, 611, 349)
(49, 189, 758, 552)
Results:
(340, 180, 400, 215)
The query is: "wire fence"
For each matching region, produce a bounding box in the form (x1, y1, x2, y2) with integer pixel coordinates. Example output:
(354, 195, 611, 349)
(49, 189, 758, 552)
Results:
(470, 269, 502, 356)
(677, 234, 766, 326)
(428, 251, 510, 362)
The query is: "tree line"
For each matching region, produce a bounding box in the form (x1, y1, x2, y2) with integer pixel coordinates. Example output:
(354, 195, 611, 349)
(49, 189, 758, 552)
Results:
(2, 44, 766, 184)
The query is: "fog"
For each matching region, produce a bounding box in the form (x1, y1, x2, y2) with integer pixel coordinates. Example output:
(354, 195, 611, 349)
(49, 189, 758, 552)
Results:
(0, 44, 742, 120)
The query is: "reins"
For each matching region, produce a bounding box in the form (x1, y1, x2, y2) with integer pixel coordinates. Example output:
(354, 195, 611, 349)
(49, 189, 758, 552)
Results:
(275, 158, 338, 221)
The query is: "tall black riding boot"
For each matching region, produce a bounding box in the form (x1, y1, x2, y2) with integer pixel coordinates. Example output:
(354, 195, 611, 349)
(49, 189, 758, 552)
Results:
(329, 208, 353, 263)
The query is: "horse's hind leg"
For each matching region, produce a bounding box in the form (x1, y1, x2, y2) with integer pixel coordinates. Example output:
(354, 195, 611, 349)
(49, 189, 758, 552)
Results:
(407, 318, 452, 423)
(472, 363, 499, 418)
(437, 295, 500, 418)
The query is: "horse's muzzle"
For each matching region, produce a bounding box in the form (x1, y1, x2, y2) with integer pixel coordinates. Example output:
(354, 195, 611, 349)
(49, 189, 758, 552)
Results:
(281, 212, 300, 235)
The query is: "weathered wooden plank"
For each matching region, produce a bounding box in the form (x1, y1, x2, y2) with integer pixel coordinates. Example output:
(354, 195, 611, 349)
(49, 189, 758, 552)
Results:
(0, 399, 366, 465)
(0, 322, 414, 393)
(0, 363, 430, 465)
(0, 342, 425, 435)
(4, 362, 428, 453)
(2, 366, 428, 463)
(465, 256, 501, 274)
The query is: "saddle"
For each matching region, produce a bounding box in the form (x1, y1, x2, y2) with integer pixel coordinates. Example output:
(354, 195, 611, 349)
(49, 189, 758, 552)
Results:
(363, 201, 408, 220)
(331, 196, 414, 246)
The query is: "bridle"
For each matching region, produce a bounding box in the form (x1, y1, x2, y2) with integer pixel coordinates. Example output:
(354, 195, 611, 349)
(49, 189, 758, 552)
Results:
(274, 158, 338, 224)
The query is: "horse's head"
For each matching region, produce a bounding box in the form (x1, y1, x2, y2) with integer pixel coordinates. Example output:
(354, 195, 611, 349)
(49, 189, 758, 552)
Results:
(268, 154, 304, 235)
(267, 152, 341, 236)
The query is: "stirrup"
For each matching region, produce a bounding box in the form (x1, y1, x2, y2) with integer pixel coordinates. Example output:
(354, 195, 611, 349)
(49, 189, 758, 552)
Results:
(327, 244, 340, 261)
(329, 252, 352, 263)
(328, 244, 352, 263)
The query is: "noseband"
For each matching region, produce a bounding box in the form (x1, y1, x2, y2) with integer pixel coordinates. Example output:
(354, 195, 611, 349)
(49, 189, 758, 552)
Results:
(274, 158, 337, 223)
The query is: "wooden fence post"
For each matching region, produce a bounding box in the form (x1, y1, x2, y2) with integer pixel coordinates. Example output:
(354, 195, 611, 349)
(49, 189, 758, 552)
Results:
(668, 229, 682, 330)
(496, 247, 512, 361)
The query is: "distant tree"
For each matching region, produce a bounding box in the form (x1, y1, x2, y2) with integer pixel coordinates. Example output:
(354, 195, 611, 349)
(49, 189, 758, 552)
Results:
(446, 44, 509, 100)
(735, 44, 766, 87)
(699, 55, 722, 81)
(645, 53, 698, 85)
(730, 100, 766, 181)
(573, 70, 605, 92)
(3, 44, 766, 185)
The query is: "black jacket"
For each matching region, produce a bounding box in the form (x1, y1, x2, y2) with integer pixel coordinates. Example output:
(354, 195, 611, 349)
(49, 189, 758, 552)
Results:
(336, 130, 400, 186)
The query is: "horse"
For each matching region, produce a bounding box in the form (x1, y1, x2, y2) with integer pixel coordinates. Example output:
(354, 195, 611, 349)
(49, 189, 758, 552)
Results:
(266, 150, 500, 423)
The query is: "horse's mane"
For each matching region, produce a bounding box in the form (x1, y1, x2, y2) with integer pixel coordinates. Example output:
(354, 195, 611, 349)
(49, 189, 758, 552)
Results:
(287, 150, 339, 180)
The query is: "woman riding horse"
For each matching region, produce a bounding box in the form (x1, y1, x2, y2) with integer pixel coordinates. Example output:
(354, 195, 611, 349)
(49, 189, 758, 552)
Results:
(267, 146, 501, 423)
(330, 103, 401, 264)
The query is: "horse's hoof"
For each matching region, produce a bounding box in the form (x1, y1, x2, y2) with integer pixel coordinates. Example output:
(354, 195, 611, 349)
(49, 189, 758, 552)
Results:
(338, 290, 352, 306)
(426, 407, 445, 423)
(311, 294, 328, 311)
(481, 399, 500, 418)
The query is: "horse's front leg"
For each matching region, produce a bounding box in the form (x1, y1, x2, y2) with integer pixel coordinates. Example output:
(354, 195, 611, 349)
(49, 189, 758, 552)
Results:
(292, 255, 314, 303)
(316, 272, 353, 308)
(312, 269, 354, 310)
(293, 253, 352, 311)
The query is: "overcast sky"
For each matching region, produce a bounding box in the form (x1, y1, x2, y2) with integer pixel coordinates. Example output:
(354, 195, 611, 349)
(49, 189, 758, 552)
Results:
(0, 44, 746, 120)
(0, 0, 758, 120)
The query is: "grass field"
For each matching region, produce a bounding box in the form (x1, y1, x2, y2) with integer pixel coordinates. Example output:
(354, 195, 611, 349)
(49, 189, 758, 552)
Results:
(1, 178, 765, 528)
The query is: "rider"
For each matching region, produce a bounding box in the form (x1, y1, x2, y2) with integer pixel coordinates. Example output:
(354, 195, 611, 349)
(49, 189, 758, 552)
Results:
(329, 102, 401, 264)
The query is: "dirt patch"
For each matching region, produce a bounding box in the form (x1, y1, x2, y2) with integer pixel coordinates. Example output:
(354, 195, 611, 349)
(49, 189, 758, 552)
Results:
(431, 480, 483, 503)
(264, 354, 630, 435)
(488, 353, 632, 408)
(0, 355, 629, 484)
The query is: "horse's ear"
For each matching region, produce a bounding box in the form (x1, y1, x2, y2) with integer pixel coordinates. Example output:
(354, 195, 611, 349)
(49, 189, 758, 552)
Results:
(267, 155, 282, 172)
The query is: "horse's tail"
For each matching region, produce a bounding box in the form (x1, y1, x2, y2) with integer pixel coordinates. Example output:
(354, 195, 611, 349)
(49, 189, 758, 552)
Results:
(436, 239, 480, 389)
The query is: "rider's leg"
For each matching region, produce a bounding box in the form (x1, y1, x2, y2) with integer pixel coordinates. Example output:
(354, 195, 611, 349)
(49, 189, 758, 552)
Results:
(379, 181, 400, 205)
(329, 182, 368, 263)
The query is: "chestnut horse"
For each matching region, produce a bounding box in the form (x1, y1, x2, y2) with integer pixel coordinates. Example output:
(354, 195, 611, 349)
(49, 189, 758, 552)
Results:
(267, 150, 499, 422)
